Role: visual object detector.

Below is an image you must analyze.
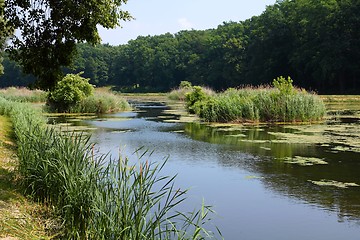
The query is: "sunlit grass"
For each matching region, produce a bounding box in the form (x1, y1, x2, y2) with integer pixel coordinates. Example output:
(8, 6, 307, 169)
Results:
(0, 87, 47, 103)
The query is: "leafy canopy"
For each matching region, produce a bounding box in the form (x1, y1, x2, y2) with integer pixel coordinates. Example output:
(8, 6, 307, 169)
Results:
(4, 0, 132, 89)
(0, 0, 13, 75)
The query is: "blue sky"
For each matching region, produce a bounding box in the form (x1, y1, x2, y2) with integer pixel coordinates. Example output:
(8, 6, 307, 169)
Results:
(98, 0, 276, 45)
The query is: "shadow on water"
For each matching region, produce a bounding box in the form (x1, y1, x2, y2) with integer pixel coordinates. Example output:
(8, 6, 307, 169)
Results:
(48, 100, 360, 239)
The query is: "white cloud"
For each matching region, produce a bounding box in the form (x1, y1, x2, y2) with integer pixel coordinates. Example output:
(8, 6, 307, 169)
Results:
(177, 18, 193, 30)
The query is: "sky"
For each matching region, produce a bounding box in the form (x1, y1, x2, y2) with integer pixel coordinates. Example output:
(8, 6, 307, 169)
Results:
(98, 0, 276, 45)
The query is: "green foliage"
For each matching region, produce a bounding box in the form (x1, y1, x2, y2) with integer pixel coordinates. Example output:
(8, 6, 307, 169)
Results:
(0, 97, 220, 239)
(47, 73, 94, 112)
(3, 0, 360, 93)
(185, 86, 211, 114)
(4, 0, 132, 89)
(168, 81, 194, 101)
(192, 85, 326, 123)
(180, 81, 193, 89)
(68, 90, 130, 114)
(0, 0, 13, 75)
(273, 76, 295, 95)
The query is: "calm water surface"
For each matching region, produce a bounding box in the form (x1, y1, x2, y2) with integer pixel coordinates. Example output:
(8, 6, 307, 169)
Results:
(51, 101, 360, 240)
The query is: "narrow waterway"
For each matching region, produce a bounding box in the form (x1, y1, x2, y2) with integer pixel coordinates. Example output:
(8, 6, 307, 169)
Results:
(50, 101, 360, 240)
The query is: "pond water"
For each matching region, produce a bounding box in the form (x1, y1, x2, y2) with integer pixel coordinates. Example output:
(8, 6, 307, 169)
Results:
(49, 100, 360, 240)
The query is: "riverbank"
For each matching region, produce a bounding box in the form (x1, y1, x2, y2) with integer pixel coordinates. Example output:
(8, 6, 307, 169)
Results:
(0, 97, 218, 239)
(0, 116, 49, 239)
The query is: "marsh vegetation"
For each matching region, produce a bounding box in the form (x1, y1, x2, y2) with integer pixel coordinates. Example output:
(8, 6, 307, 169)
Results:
(170, 77, 326, 123)
(0, 96, 220, 239)
(1, 91, 360, 239)
(47, 95, 360, 239)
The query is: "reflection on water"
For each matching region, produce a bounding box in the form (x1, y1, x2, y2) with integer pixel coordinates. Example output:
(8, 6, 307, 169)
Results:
(49, 101, 360, 240)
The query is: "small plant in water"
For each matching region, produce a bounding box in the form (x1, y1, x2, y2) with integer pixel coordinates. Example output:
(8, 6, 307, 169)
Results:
(273, 76, 295, 95)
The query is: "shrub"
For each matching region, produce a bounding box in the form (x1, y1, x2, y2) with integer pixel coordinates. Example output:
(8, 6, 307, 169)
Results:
(273, 76, 295, 95)
(185, 86, 213, 114)
(168, 81, 193, 101)
(179, 80, 192, 89)
(47, 73, 94, 112)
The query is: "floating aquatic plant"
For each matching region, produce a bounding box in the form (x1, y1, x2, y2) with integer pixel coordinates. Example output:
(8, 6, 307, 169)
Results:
(309, 180, 360, 188)
(283, 156, 328, 166)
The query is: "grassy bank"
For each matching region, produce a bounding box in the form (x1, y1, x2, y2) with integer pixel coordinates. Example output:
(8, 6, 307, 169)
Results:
(0, 97, 219, 239)
(0, 116, 49, 239)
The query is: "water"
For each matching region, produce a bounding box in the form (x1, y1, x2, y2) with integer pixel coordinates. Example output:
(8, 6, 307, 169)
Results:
(49, 101, 360, 239)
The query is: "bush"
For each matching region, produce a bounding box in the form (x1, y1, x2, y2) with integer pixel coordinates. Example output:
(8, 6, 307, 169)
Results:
(47, 73, 94, 112)
(273, 76, 295, 95)
(185, 86, 213, 114)
(179, 80, 192, 89)
(168, 81, 193, 101)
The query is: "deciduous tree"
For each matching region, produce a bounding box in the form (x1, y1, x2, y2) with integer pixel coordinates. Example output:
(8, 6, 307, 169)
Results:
(4, 0, 132, 89)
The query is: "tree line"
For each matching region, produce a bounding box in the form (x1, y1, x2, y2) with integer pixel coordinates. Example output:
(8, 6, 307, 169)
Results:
(1, 0, 359, 93)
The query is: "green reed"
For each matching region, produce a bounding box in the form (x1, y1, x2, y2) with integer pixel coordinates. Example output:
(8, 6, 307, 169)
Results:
(194, 86, 326, 123)
(0, 87, 47, 103)
(0, 97, 220, 239)
(46, 90, 131, 114)
(74, 92, 130, 113)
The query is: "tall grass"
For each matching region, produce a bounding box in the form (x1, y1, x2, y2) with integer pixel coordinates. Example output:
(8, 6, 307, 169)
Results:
(0, 97, 220, 239)
(190, 86, 326, 123)
(47, 88, 131, 114)
(0, 87, 47, 103)
(168, 83, 215, 102)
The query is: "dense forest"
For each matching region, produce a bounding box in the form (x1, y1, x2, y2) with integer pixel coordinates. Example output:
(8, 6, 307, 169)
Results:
(1, 0, 359, 93)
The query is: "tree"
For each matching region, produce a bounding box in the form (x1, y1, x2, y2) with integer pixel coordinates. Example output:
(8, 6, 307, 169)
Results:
(4, 0, 132, 89)
(0, 0, 12, 75)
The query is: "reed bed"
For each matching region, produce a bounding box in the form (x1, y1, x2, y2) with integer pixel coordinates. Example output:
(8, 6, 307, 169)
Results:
(188, 86, 326, 123)
(68, 91, 130, 114)
(0, 87, 47, 103)
(0, 97, 220, 239)
(47, 89, 131, 114)
(168, 84, 215, 101)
